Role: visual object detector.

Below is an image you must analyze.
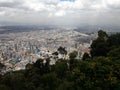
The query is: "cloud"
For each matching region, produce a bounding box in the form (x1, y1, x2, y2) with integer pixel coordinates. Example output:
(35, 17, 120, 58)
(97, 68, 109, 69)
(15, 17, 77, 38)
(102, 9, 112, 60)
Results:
(55, 10, 66, 16)
(0, 11, 5, 15)
(105, 0, 120, 10)
(0, 0, 120, 26)
(0, 0, 120, 16)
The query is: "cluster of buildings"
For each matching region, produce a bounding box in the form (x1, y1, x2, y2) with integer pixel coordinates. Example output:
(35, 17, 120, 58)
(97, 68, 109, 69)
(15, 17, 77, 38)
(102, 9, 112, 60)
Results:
(0, 29, 97, 74)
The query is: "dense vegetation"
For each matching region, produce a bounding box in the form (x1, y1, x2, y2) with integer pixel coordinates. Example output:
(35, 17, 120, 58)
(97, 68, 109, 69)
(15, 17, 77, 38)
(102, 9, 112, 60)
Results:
(0, 30, 120, 90)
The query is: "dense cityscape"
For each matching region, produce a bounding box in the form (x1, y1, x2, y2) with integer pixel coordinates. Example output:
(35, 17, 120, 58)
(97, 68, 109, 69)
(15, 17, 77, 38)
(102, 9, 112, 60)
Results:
(0, 27, 97, 73)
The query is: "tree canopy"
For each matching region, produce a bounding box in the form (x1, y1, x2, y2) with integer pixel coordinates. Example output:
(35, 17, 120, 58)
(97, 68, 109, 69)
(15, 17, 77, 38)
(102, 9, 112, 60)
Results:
(0, 30, 120, 90)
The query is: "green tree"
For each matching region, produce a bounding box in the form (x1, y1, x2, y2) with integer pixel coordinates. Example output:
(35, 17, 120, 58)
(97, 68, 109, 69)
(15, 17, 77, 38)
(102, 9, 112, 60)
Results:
(82, 53, 91, 60)
(41, 73, 59, 90)
(108, 47, 120, 61)
(0, 85, 10, 90)
(69, 51, 78, 59)
(91, 30, 109, 57)
(0, 63, 5, 72)
(33, 59, 44, 69)
(54, 61, 68, 78)
(98, 30, 108, 39)
(107, 33, 120, 50)
(25, 82, 35, 90)
(69, 51, 78, 70)
(57, 81, 74, 90)
(26, 63, 33, 70)
(58, 46, 67, 55)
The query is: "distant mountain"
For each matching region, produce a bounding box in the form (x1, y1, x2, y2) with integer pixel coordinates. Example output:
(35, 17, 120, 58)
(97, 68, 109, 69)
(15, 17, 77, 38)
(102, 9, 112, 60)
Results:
(75, 25, 120, 33)
(0, 25, 56, 34)
(0, 25, 119, 34)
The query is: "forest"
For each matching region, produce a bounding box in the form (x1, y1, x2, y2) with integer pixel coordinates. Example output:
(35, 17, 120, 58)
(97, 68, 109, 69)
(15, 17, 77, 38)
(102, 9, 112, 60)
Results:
(0, 30, 120, 90)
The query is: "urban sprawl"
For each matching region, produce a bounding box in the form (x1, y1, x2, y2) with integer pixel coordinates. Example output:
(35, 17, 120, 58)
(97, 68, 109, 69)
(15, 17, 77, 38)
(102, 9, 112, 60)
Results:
(0, 29, 97, 74)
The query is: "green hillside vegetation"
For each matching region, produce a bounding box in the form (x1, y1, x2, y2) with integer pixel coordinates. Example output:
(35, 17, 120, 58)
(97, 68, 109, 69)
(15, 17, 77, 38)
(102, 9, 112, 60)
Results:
(0, 30, 120, 90)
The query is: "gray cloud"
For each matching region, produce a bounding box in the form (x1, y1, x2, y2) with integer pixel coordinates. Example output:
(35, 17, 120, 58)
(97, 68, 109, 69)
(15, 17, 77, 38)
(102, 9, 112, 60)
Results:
(0, 0, 120, 26)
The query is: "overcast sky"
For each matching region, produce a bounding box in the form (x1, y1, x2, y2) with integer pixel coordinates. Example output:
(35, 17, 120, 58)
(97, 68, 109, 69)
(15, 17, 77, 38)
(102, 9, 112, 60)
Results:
(0, 0, 120, 26)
